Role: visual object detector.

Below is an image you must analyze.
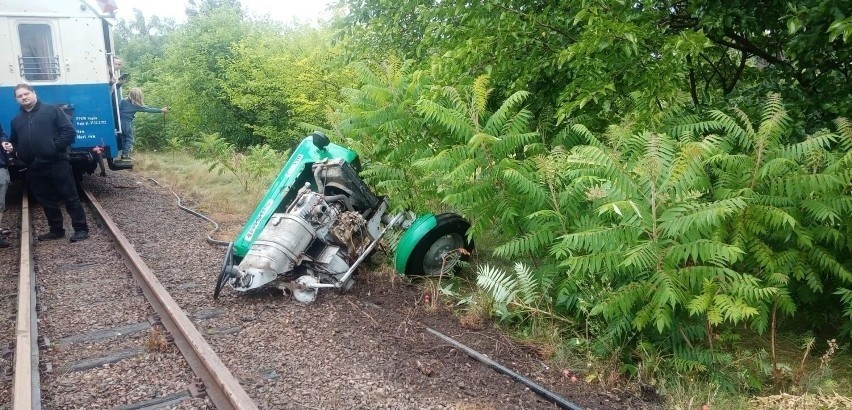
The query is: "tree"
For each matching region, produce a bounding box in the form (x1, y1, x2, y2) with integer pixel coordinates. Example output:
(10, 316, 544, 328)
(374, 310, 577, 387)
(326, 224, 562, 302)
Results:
(335, 0, 851, 134)
(222, 24, 351, 148)
(153, 2, 255, 146)
(666, 0, 852, 121)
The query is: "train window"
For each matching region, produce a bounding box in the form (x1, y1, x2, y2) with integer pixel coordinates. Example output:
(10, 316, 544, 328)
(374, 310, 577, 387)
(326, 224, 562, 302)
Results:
(18, 24, 60, 81)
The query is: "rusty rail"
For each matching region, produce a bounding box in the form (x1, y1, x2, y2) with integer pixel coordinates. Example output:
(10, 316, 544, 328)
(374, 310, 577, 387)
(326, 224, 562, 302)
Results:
(12, 194, 40, 409)
(83, 189, 257, 410)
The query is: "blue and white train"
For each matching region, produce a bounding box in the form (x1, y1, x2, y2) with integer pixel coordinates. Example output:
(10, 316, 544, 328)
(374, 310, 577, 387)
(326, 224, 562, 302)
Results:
(0, 0, 130, 177)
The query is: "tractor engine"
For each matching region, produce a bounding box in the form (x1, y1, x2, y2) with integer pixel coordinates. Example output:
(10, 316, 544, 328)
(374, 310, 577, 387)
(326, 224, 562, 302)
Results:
(229, 184, 370, 300)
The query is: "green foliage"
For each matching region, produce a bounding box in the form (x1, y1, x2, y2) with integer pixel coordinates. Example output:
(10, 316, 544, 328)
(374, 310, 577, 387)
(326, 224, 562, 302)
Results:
(677, 100, 852, 331)
(153, 4, 254, 146)
(243, 143, 289, 187)
(192, 132, 239, 182)
(323, 59, 447, 213)
(118, 0, 348, 152)
(461, 90, 851, 391)
(114, 10, 176, 83)
(221, 25, 351, 149)
(337, 61, 850, 387)
(828, 17, 852, 43)
(337, 0, 852, 133)
(414, 76, 542, 240)
(191, 132, 285, 191)
(551, 130, 771, 336)
(477, 262, 557, 322)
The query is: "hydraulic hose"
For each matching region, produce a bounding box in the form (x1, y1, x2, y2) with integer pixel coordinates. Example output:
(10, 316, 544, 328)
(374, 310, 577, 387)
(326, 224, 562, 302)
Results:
(425, 327, 584, 410)
(147, 177, 231, 247)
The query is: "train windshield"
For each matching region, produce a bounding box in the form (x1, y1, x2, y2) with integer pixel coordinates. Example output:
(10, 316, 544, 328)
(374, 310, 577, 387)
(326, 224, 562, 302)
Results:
(18, 23, 60, 81)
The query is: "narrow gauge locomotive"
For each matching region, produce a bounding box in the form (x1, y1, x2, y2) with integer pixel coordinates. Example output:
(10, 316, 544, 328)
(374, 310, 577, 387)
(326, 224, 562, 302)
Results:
(0, 0, 130, 178)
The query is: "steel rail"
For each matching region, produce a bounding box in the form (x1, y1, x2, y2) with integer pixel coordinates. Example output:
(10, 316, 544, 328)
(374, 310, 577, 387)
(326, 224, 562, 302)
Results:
(12, 194, 41, 409)
(83, 189, 257, 410)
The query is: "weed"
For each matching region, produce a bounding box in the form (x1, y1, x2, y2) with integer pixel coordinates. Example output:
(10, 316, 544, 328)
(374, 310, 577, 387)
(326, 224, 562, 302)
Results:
(146, 326, 172, 353)
(421, 248, 470, 311)
(457, 310, 487, 330)
(665, 382, 749, 410)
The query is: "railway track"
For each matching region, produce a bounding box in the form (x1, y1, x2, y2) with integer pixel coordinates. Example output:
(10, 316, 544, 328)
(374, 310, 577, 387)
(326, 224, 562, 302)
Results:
(5, 187, 257, 409)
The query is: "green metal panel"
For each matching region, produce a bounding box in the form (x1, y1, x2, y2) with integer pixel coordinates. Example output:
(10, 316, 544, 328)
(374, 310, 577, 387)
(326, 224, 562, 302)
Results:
(232, 136, 358, 257)
(393, 213, 437, 274)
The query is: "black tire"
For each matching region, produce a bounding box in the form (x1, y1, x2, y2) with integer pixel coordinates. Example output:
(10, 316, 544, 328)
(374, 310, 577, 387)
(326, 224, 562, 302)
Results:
(405, 213, 474, 276)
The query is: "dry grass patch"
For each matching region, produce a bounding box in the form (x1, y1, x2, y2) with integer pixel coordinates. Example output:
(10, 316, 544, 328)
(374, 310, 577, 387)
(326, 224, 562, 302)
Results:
(750, 392, 852, 409)
(457, 309, 487, 331)
(145, 326, 172, 353)
(133, 151, 268, 220)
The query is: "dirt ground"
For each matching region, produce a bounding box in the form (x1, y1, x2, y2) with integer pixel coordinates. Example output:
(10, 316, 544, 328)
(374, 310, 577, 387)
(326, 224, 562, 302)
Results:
(344, 264, 660, 410)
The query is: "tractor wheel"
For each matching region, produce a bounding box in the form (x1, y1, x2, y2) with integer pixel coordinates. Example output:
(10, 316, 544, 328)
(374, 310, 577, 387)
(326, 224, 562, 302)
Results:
(405, 213, 473, 276)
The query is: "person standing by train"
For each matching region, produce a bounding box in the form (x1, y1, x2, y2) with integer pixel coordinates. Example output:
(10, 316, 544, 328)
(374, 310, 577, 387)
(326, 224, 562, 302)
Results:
(110, 56, 125, 89)
(2, 84, 89, 242)
(0, 124, 10, 248)
(118, 87, 168, 161)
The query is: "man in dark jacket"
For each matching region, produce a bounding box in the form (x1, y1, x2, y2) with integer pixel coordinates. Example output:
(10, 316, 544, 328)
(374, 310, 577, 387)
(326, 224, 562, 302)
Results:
(3, 83, 89, 242)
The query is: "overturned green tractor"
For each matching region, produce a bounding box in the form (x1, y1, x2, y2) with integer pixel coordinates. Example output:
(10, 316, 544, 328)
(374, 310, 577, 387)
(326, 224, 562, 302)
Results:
(214, 132, 473, 303)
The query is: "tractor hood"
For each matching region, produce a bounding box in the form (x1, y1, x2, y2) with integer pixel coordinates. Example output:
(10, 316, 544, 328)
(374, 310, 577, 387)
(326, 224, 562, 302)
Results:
(232, 135, 358, 258)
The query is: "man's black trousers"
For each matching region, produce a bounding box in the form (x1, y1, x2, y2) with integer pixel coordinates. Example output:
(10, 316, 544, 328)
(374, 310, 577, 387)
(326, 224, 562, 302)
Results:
(25, 161, 88, 233)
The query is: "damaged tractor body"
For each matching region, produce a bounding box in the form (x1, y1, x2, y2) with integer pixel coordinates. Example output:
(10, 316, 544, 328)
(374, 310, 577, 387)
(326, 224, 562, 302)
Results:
(216, 133, 473, 303)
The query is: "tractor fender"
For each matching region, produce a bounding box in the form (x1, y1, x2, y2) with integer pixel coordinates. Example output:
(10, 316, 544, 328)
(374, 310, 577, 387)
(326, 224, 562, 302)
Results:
(394, 213, 438, 274)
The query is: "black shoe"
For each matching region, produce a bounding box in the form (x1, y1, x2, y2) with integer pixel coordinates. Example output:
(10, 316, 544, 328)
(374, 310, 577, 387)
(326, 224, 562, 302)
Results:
(70, 230, 89, 243)
(38, 231, 65, 241)
(0, 237, 9, 248)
